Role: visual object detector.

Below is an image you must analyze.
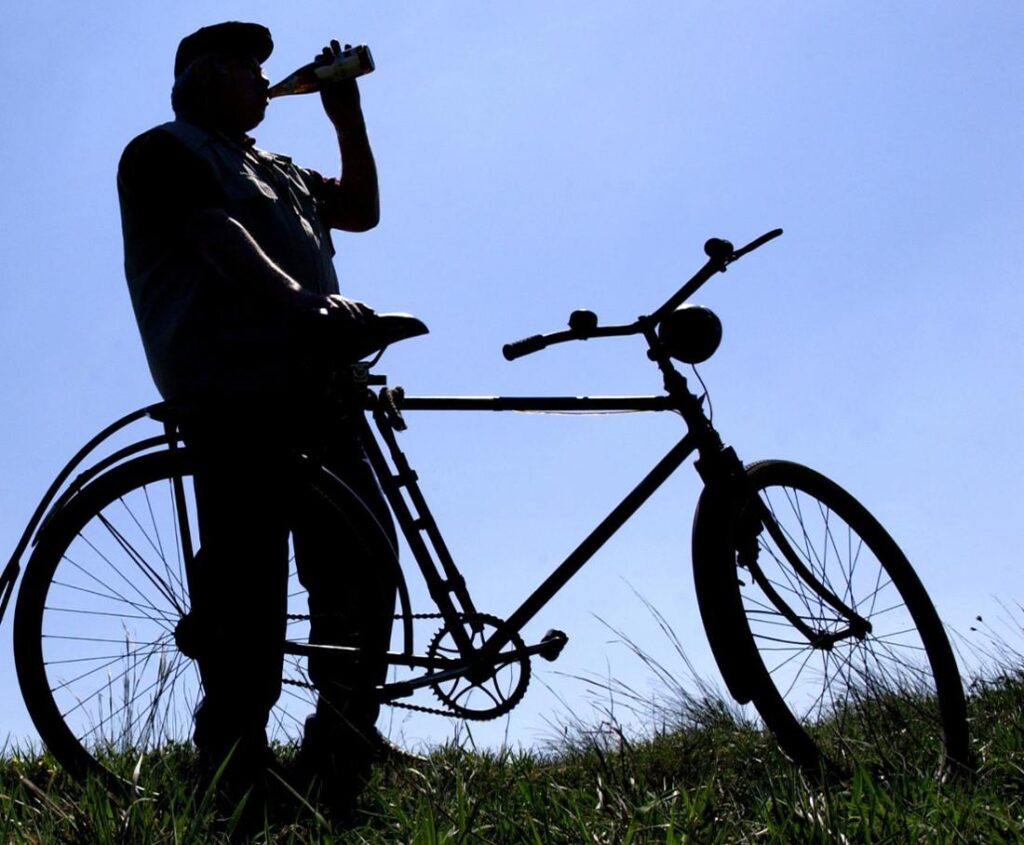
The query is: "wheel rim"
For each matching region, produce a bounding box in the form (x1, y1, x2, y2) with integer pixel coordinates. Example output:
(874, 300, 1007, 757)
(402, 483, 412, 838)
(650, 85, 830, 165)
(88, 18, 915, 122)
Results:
(740, 470, 961, 773)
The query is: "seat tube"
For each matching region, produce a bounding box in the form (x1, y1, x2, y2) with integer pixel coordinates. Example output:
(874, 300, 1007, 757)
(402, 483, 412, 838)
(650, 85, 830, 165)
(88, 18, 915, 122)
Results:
(357, 409, 481, 651)
(165, 423, 197, 589)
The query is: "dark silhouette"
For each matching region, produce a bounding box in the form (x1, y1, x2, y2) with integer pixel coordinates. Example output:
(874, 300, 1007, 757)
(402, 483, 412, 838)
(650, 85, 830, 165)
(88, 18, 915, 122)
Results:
(11, 218, 970, 810)
(116, 21, 397, 814)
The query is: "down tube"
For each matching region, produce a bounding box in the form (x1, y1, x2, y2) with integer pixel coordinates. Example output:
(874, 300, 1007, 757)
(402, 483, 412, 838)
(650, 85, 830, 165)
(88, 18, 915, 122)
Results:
(501, 433, 698, 640)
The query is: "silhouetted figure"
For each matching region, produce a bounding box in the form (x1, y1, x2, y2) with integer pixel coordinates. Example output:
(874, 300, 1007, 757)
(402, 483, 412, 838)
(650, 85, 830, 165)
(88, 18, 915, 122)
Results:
(117, 21, 397, 816)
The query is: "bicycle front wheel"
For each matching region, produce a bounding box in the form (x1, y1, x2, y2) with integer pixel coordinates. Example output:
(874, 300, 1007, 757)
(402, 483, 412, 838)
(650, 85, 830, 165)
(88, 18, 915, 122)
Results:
(13, 448, 394, 788)
(693, 459, 969, 776)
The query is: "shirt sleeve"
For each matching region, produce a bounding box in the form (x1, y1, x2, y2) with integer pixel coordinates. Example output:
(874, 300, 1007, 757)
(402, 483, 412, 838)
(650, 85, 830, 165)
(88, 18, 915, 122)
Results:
(117, 129, 223, 239)
(298, 166, 346, 222)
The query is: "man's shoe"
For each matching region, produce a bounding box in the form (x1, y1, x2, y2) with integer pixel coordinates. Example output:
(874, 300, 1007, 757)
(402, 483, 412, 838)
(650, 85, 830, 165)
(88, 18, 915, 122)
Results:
(283, 718, 423, 816)
(300, 715, 425, 767)
(197, 742, 277, 835)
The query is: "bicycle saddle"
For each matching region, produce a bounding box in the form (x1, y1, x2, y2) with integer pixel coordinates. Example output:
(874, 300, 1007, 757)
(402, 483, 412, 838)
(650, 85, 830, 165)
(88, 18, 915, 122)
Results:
(349, 312, 430, 361)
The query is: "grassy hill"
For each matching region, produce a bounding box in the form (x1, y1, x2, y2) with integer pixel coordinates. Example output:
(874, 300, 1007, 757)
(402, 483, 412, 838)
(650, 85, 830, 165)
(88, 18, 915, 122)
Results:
(1, 668, 1021, 843)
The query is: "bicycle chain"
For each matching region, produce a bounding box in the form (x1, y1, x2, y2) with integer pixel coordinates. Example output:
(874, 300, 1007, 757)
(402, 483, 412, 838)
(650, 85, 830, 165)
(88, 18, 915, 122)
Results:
(283, 610, 474, 719)
(388, 698, 472, 718)
(281, 665, 469, 719)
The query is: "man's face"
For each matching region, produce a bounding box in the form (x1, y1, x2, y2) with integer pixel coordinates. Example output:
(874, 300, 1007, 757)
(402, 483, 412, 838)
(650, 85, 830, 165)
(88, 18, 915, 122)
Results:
(206, 54, 270, 134)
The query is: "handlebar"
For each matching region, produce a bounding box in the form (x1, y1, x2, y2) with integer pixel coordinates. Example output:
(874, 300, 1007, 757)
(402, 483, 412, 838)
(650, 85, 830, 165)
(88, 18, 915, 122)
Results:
(503, 322, 640, 361)
(502, 333, 549, 360)
(502, 228, 782, 361)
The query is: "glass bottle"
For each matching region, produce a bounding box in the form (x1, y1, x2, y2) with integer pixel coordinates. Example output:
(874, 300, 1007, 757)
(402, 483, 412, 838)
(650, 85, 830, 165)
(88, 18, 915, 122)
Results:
(267, 44, 375, 99)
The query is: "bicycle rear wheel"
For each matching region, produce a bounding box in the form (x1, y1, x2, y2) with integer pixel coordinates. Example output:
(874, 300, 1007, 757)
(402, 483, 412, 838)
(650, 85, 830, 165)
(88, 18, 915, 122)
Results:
(693, 459, 969, 776)
(13, 448, 394, 788)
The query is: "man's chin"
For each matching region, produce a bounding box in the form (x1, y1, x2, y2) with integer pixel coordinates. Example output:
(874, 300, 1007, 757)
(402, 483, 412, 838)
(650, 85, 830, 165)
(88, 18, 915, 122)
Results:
(243, 108, 267, 133)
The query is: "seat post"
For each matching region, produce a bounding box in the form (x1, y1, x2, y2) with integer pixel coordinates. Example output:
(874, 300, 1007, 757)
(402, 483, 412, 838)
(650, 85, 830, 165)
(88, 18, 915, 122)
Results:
(165, 421, 198, 592)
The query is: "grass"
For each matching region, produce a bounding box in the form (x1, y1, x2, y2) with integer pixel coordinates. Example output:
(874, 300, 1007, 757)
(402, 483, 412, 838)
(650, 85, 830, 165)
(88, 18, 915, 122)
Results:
(5, 597, 1024, 843)
(1, 668, 1023, 843)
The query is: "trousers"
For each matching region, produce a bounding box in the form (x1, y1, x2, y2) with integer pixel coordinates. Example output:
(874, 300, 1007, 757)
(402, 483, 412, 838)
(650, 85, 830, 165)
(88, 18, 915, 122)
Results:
(181, 403, 398, 761)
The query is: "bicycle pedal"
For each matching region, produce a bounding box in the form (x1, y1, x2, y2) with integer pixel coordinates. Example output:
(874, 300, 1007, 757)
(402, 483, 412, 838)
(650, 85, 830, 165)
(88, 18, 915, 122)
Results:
(538, 629, 568, 662)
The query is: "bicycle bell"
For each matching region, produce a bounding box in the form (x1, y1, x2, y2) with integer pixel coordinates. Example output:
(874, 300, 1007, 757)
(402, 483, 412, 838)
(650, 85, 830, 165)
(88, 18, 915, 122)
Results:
(657, 304, 722, 364)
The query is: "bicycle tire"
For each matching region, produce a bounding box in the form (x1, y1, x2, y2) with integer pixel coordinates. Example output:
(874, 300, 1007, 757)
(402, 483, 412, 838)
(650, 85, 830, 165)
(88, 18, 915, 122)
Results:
(692, 459, 969, 776)
(13, 448, 397, 788)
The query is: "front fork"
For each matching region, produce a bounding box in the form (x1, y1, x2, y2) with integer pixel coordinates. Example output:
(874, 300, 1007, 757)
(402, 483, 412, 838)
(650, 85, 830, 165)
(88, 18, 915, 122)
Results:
(698, 444, 873, 649)
(737, 496, 873, 648)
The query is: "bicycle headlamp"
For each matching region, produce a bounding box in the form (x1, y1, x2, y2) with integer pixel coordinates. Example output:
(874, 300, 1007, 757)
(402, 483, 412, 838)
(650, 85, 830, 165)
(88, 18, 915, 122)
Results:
(657, 304, 722, 364)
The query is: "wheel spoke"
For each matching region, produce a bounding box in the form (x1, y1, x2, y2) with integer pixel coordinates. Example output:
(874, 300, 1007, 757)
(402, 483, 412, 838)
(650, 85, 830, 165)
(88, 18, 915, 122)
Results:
(56, 556, 175, 632)
(97, 513, 185, 615)
(131, 485, 189, 606)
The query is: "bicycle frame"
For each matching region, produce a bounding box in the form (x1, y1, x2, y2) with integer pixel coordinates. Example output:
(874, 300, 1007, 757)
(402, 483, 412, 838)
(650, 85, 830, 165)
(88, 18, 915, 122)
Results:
(352, 383, 722, 699)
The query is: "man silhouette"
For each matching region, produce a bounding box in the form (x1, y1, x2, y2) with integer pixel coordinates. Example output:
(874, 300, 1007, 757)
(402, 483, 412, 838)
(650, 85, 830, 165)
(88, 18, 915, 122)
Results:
(117, 21, 398, 812)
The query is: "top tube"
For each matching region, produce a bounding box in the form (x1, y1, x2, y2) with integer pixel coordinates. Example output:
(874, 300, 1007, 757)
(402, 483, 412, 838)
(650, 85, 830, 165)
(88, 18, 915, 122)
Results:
(399, 395, 677, 412)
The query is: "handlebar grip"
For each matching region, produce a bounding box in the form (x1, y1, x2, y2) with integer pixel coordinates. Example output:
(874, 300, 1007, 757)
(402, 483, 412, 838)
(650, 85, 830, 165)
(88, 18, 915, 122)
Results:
(502, 334, 548, 361)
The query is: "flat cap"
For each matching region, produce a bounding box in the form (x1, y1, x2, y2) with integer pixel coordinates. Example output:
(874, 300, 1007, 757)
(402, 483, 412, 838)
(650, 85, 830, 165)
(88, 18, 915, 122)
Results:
(174, 21, 273, 77)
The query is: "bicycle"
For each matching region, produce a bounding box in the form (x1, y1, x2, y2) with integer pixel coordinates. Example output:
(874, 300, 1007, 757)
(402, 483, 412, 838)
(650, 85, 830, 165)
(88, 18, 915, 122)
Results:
(1, 228, 970, 790)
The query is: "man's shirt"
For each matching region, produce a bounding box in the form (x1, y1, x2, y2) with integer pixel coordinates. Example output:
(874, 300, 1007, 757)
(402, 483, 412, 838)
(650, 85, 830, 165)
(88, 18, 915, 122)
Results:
(118, 120, 345, 401)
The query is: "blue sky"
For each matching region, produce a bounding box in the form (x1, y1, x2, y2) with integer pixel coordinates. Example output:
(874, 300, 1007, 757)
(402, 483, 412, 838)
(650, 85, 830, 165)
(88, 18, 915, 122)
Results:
(1, 3, 1022, 752)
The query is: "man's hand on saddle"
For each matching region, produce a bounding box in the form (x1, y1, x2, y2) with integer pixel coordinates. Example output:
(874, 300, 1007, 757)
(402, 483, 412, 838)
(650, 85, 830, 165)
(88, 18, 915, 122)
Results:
(322, 292, 376, 323)
(290, 289, 373, 321)
(289, 289, 385, 364)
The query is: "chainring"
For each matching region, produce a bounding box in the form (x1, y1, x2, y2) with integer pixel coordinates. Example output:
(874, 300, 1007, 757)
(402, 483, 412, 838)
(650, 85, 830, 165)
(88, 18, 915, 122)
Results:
(426, 613, 531, 720)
